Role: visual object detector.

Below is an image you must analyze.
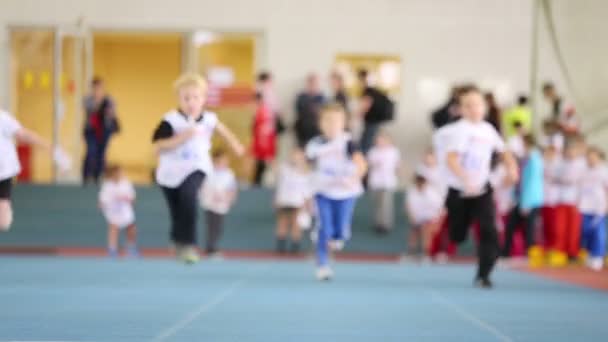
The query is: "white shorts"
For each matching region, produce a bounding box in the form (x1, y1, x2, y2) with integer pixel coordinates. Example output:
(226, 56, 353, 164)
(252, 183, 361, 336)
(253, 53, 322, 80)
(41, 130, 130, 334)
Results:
(103, 210, 135, 229)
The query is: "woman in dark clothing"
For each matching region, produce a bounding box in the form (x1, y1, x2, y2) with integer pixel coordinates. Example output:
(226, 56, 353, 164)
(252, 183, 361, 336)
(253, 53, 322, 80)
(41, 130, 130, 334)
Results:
(82, 78, 119, 185)
(294, 73, 325, 147)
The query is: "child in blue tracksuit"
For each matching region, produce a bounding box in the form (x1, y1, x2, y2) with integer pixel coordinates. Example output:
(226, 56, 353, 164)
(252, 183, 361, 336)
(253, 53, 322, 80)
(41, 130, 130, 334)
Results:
(578, 146, 608, 271)
(502, 134, 544, 257)
(306, 103, 367, 281)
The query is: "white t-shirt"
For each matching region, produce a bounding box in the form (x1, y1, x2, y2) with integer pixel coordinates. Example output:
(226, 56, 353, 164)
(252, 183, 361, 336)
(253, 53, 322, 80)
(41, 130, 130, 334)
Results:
(490, 164, 514, 216)
(275, 163, 313, 208)
(406, 185, 443, 225)
(306, 133, 363, 200)
(578, 164, 608, 215)
(201, 167, 237, 215)
(0, 111, 22, 181)
(155, 110, 218, 188)
(445, 120, 506, 193)
(99, 178, 136, 228)
(543, 156, 562, 206)
(367, 145, 400, 190)
(432, 122, 459, 179)
(507, 135, 525, 159)
(557, 157, 586, 205)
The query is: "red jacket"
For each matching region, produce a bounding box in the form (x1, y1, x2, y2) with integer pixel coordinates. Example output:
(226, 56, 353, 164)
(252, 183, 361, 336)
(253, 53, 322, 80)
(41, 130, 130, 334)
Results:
(251, 104, 276, 160)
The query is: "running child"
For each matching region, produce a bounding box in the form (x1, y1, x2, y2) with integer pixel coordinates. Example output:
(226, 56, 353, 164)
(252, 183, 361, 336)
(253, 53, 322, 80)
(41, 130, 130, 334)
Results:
(444, 85, 518, 288)
(98, 165, 138, 258)
(306, 103, 367, 281)
(152, 73, 245, 264)
(200, 150, 238, 258)
(578, 146, 608, 271)
(405, 173, 443, 262)
(367, 130, 401, 234)
(274, 147, 312, 254)
(0, 110, 70, 231)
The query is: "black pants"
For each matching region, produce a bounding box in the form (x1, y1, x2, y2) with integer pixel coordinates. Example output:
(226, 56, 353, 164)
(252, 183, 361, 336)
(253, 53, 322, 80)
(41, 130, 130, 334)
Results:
(446, 187, 499, 280)
(82, 130, 110, 184)
(252, 159, 267, 187)
(161, 171, 205, 245)
(502, 206, 539, 256)
(205, 210, 225, 253)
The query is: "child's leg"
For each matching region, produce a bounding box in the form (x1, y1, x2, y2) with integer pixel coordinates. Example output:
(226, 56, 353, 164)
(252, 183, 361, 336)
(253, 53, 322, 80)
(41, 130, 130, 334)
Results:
(0, 199, 13, 231)
(553, 205, 567, 254)
(332, 197, 357, 242)
(502, 207, 521, 257)
(407, 227, 421, 256)
(589, 215, 606, 259)
(205, 210, 223, 254)
(288, 210, 302, 253)
(126, 224, 139, 256)
(174, 172, 205, 246)
(383, 190, 395, 231)
(422, 221, 439, 255)
(566, 205, 582, 258)
(275, 210, 289, 253)
(581, 214, 593, 252)
(315, 195, 334, 266)
(107, 224, 119, 256)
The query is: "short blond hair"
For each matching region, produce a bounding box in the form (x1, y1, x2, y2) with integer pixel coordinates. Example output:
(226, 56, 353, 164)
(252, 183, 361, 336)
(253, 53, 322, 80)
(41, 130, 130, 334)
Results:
(320, 102, 346, 120)
(173, 73, 208, 93)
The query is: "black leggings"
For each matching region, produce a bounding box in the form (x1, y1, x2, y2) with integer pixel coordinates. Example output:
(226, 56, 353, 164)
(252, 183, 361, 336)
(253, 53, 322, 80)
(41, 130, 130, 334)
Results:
(502, 206, 539, 256)
(161, 171, 205, 245)
(252, 159, 267, 187)
(446, 187, 499, 280)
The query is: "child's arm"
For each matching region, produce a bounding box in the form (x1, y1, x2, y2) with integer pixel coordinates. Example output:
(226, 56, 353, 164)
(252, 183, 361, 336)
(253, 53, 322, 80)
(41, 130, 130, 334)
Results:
(216, 122, 245, 157)
(14, 127, 51, 151)
(352, 151, 368, 179)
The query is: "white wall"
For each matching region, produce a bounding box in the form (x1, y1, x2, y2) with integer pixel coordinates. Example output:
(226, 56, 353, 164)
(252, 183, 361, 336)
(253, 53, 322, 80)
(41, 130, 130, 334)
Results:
(0, 0, 579, 163)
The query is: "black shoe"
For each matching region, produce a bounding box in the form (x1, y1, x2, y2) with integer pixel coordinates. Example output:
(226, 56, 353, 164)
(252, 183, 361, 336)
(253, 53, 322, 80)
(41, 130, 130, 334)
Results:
(474, 277, 494, 289)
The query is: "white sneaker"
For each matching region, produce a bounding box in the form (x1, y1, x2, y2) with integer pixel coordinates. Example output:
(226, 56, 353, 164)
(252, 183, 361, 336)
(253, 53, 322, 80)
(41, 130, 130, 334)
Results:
(329, 240, 345, 252)
(420, 256, 432, 265)
(315, 266, 334, 281)
(436, 252, 448, 264)
(588, 257, 604, 271)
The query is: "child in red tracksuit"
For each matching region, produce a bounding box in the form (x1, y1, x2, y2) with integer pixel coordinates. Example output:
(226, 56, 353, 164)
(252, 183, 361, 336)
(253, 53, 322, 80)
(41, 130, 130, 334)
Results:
(551, 138, 586, 266)
(251, 92, 276, 186)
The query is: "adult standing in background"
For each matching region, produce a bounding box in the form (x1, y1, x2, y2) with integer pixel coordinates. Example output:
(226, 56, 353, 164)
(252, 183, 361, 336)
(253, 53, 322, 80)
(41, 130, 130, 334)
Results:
(257, 71, 285, 135)
(82, 77, 119, 185)
(431, 86, 462, 130)
(484, 92, 502, 133)
(330, 71, 350, 121)
(294, 73, 325, 147)
(502, 95, 532, 138)
(356, 69, 392, 154)
(542, 82, 563, 121)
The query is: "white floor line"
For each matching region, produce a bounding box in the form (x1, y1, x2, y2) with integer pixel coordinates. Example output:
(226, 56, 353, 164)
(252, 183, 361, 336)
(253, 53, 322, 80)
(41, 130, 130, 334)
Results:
(151, 266, 261, 342)
(426, 289, 514, 342)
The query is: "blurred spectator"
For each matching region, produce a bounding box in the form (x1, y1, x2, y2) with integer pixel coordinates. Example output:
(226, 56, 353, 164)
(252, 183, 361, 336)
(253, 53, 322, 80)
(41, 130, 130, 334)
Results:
(540, 119, 565, 152)
(356, 69, 394, 153)
(507, 121, 527, 160)
(251, 92, 276, 186)
(257, 71, 285, 135)
(502, 134, 544, 257)
(502, 95, 532, 138)
(542, 82, 563, 121)
(431, 86, 462, 130)
(330, 71, 350, 121)
(82, 77, 119, 185)
(558, 105, 580, 136)
(484, 92, 502, 133)
(367, 131, 401, 234)
(294, 73, 325, 147)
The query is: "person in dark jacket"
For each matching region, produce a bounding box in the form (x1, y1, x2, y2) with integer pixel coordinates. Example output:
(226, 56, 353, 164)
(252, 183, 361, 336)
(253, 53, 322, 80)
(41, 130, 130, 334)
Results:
(294, 73, 325, 147)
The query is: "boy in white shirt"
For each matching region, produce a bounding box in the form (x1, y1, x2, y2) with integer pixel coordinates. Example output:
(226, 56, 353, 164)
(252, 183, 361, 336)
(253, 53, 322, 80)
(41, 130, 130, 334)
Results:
(200, 150, 238, 257)
(551, 138, 586, 266)
(445, 85, 518, 288)
(306, 103, 367, 281)
(99, 165, 138, 258)
(578, 146, 608, 271)
(274, 148, 312, 254)
(367, 131, 401, 234)
(405, 174, 443, 260)
(0, 110, 70, 231)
